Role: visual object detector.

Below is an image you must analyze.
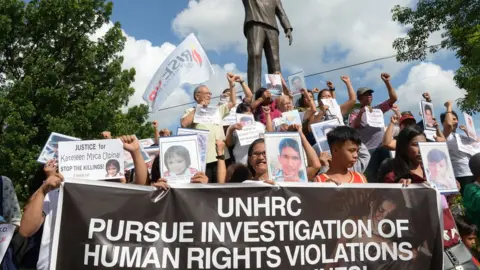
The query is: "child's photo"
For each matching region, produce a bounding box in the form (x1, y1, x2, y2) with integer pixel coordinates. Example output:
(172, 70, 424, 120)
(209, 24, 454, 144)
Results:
(419, 142, 458, 193)
(237, 114, 254, 127)
(159, 135, 201, 183)
(176, 128, 208, 171)
(311, 119, 342, 152)
(37, 132, 80, 163)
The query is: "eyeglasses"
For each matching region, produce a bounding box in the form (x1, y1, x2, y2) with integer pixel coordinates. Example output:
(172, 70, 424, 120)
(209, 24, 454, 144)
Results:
(252, 151, 266, 157)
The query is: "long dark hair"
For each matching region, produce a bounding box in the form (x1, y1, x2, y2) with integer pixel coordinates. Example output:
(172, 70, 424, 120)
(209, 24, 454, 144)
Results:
(247, 138, 265, 177)
(393, 125, 425, 181)
(296, 90, 313, 108)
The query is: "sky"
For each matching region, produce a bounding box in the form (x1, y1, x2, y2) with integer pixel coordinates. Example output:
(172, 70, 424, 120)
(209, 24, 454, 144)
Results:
(92, 0, 478, 135)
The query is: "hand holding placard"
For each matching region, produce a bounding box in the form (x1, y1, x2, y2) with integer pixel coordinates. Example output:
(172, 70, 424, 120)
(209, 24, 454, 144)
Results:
(41, 173, 64, 195)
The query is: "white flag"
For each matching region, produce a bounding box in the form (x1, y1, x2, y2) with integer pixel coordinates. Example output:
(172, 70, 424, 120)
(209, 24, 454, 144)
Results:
(143, 33, 214, 111)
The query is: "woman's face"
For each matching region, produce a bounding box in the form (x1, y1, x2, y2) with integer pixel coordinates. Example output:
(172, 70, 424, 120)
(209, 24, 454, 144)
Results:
(107, 165, 118, 177)
(249, 142, 267, 175)
(303, 93, 313, 103)
(167, 153, 187, 174)
(452, 115, 458, 130)
(371, 200, 397, 227)
(320, 91, 332, 99)
(407, 135, 426, 164)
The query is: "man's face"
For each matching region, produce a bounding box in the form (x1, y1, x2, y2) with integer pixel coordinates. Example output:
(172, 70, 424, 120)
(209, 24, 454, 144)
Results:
(428, 159, 448, 180)
(425, 109, 434, 126)
(269, 75, 277, 85)
(332, 140, 359, 168)
(292, 78, 302, 91)
(359, 92, 373, 106)
(195, 86, 212, 105)
(278, 146, 301, 177)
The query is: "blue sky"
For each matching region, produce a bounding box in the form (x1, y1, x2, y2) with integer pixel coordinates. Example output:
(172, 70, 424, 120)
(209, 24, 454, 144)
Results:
(105, 0, 477, 135)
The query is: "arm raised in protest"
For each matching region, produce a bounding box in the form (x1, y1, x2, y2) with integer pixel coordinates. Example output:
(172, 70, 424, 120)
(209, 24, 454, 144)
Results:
(119, 135, 148, 185)
(216, 139, 227, 184)
(339, 76, 357, 116)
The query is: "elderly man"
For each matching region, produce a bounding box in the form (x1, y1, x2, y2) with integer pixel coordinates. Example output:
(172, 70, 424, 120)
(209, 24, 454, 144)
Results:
(181, 73, 238, 183)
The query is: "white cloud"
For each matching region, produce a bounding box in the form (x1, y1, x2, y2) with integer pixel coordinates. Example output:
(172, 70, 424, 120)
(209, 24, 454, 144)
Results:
(91, 22, 248, 129)
(396, 62, 465, 114)
(172, 0, 446, 85)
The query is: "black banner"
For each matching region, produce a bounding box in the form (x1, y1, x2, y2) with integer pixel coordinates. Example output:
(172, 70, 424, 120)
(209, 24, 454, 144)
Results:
(51, 181, 443, 270)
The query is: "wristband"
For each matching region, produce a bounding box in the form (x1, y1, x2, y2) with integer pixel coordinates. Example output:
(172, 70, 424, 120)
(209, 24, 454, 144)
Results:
(216, 155, 225, 160)
(239, 80, 245, 84)
(329, 87, 335, 91)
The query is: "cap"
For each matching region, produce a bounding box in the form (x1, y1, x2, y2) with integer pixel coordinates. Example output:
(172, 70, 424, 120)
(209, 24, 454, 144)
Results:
(356, 87, 374, 96)
(399, 114, 415, 124)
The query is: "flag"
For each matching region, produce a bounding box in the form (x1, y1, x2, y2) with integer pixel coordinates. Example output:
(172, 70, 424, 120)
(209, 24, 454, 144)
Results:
(142, 33, 214, 111)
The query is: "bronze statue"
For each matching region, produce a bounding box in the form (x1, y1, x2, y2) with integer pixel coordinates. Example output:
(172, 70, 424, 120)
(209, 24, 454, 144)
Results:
(242, 0, 293, 93)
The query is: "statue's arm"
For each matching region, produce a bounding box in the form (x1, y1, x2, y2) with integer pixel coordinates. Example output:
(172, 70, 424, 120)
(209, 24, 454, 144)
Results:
(275, 0, 293, 33)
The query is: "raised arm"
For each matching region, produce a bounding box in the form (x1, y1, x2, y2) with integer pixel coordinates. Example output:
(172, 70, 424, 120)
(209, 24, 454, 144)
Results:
(226, 73, 237, 110)
(216, 140, 227, 184)
(234, 74, 253, 103)
(381, 73, 397, 106)
(263, 106, 274, 132)
(442, 100, 455, 138)
(252, 90, 270, 111)
(120, 135, 148, 185)
(152, 121, 159, 145)
(294, 125, 321, 180)
(383, 115, 398, 150)
(339, 76, 357, 116)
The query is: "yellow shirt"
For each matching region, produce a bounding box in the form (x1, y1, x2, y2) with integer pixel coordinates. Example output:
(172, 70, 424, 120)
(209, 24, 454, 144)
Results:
(182, 104, 231, 163)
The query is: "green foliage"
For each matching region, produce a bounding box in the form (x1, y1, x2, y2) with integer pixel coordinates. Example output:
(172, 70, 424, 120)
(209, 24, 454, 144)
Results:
(0, 0, 151, 203)
(392, 0, 480, 114)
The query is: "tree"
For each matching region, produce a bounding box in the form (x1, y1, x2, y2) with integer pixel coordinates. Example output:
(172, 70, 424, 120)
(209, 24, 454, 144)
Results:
(0, 0, 152, 203)
(391, 0, 480, 114)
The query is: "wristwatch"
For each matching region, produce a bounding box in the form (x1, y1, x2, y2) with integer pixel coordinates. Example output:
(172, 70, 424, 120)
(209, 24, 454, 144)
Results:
(216, 155, 225, 160)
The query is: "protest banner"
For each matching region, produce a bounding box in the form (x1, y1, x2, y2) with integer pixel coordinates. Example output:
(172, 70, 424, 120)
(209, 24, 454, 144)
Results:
(37, 132, 81, 164)
(58, 139, 125, 180)
(177, 128, 208, 172)
(0, 224, 15, 262)
(50, 180, 443, 270)
(142, 33, 214, 112)
(159, 135, 202, 183)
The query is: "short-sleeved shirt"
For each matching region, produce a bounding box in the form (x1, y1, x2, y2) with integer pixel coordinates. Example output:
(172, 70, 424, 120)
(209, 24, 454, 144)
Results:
(348, 100, 393, 150)
(315, 172, 367, 183)
(446, 133, 472, 177)
(37, 189, 60, 270)
(254, 101, 282, 125)
(182, 104, 231, 164)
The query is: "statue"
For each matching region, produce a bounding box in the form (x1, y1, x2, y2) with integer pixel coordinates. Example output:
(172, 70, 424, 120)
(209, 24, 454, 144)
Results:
(242, 0, 293, 94)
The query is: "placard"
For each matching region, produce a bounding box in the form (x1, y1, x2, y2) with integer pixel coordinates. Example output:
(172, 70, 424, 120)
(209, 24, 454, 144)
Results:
(365, 108, 385, 128)
(463, 113, 477, 139)
(58, 139, 125, 180)
(265, 74, 282, 96)
(420, 101, 435, 131)
(221, 96, 243, 126)
(265, 132, 307, 182)
(456, 134, 480, 156)
(320, 98, 343, 123)
(37, 132, 81, 164)
(310, 119, 342, 153)
(418, 142, 458, 194)
(139, 138, 155, 148)
(159, 135, 201, 183)
(236, 114, 255, 127)
(124, 136, 152, 170)
(287, 71, 306, 95)
(176, 128, 208, 172)
(0, 224, 15, 262)
(194, 105, 221, 125)
(144, 146, 159, 172)
(273, 110, 302, 130)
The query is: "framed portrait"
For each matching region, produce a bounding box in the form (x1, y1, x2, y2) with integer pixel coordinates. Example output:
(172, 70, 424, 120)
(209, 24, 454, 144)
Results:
(176, 128, 208, 172)
(37, 132, 81, 164)
(236, 114, 255, 127)
(287, 71, 306, 95)
(463, 113, 477, 139)
(264, 132, 307, 182)
(144, 146, 159, 172)
(265, 74, 282, 96)
(159, 135, 201, 183)
(418, 142, 458, 194)
(310, 119, 342, 153)
(420, 101, 436, 131)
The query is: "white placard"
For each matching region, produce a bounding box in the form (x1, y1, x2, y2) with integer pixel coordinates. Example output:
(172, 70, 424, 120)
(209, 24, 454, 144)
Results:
(177, 128, 208, 172)
(125, 136, 152, 170)
(236, 114, 255, 127)
(321, 98, 343, 123)
(310, 119, 342, 153)
(287, 72, 306, 95)
(144, 146, 159, 173)
(194, 105, 221, 125)
(418, 142, 458, 194)
(464, 113, 477, 139)
(265, 74, 282, 96)
(159, 135, 201, 183)
(424, 129, 437, 141)
(58, 139, 125, 180)
(37, 132, 81, 164)
(420, 101, 436, 131)
(273, 110, 302, 130)
(264, 132, 308, 182)
(456, 134, 480, 156)
(0, 224, 15, 262)
(365, 109, 385, 128)
(222, 106, 237, 126)
(139, 138, 154, 148)
(236, 126, 261, 146)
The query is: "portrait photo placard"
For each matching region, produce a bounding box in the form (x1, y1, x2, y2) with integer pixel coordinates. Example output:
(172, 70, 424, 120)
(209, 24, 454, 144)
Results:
(144, 146, 159, 172)
(264, 132, 307, 182)
(418, 142, 458, 194)
(58, 139, 125, 181)
(311, 119, 342, 153)
(456, 134, 480, 156)
(37, 132, 81, 164)
(421, 101, 436, 131)
(287, 71, 306, 95)
(236, 114, 255, 127)
(159, 135, 201, 183)
(177, 128, 208, 172)
(235, 114, 260, 146)
(265, 74, 282, 96)
(124, 135, 152, 170)
(463, 113, 477, 139)
(138, 138, 154, 148)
